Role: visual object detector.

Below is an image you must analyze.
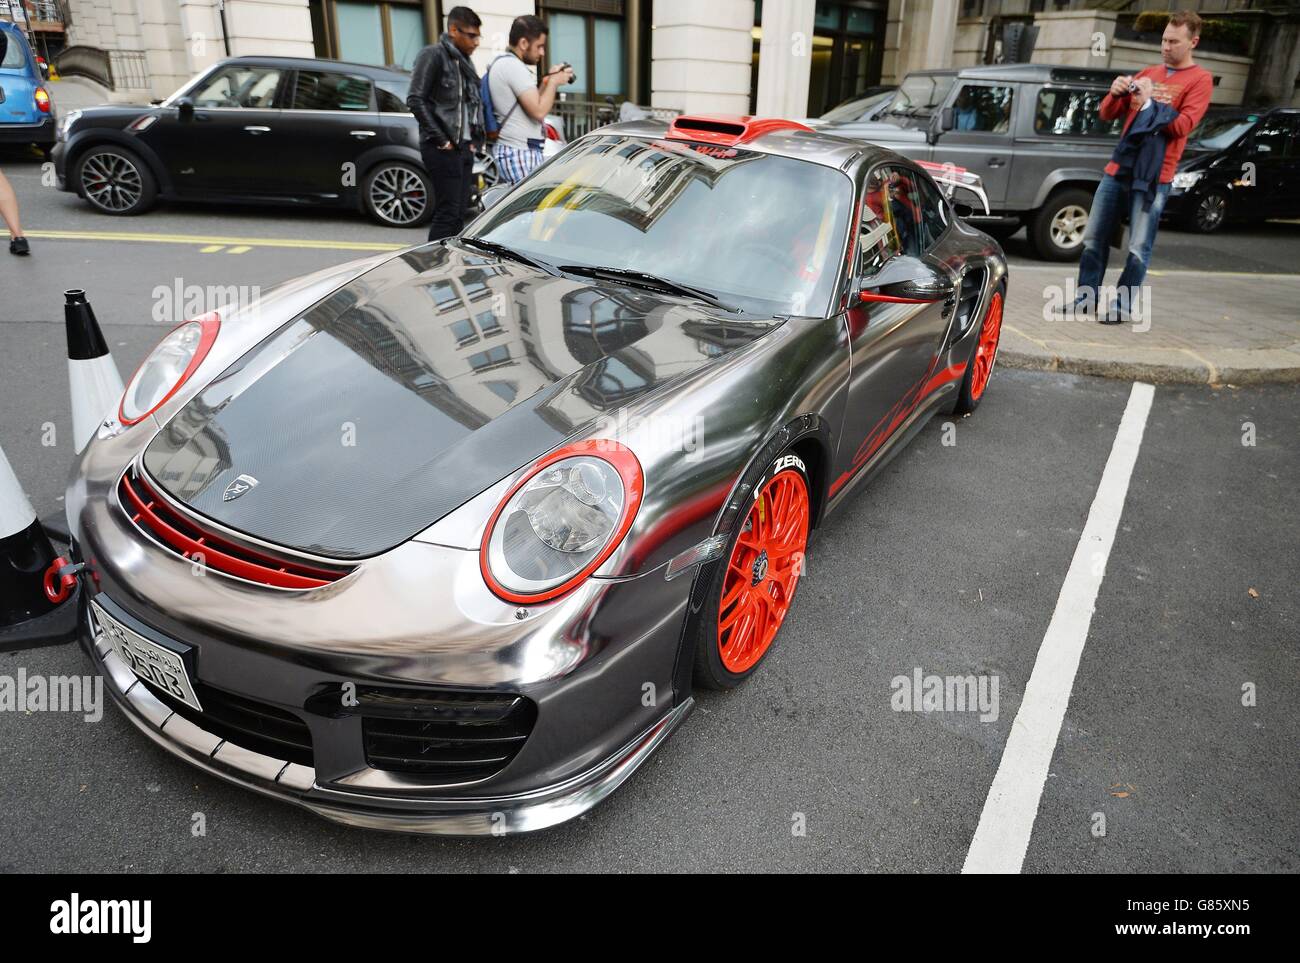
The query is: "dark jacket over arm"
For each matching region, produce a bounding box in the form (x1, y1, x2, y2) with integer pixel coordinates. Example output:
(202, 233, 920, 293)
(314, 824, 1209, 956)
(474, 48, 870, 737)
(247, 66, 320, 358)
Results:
(407, 44, 452, 148)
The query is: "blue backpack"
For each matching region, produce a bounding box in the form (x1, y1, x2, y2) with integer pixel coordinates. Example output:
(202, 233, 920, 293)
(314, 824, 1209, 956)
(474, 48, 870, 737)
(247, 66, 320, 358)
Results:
(480, 55, 521, 141)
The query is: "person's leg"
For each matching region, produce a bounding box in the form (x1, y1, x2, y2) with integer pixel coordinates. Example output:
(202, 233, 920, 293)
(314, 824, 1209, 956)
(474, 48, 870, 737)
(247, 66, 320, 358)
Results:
(1074, 174, 1124, 311)
(494, 144, 524, 185)
(454, 145, 474, 230)
(1108, 183, 1171, 321)
(0, 169, 30, 254)
(424, 144, 462, 242)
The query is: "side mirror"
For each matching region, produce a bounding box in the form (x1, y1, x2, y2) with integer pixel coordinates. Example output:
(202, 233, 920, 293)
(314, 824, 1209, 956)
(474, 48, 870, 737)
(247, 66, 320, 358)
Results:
(952, 201, 977, 219)
(859, 255, 954, 304)
(480, 184, 509, 211)
(939, 107, 955, 132)
(176, 97, 194, 121)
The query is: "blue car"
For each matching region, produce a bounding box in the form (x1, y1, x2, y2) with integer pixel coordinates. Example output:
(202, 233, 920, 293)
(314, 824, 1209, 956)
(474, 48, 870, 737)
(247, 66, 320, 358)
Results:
(0, 22, 55, 152)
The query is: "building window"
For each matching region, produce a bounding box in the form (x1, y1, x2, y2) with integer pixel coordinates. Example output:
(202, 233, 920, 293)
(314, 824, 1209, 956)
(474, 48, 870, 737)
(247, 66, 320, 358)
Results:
(753, 0, 885, 118)
(542, 4, 626, 100)
(312, 0, 430, 70)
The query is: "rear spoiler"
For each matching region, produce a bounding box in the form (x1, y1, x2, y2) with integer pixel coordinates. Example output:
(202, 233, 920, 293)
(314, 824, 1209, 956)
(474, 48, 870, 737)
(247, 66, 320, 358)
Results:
(916, 159, 991, 216)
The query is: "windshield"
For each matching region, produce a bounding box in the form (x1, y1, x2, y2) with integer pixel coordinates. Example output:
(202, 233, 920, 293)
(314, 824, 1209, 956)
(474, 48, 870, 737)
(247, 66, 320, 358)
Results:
(1188, 115, 1257, 150)
(821, 91, 891, 123)
(886, 74, 957, 117)
(468, 134, 853, 317)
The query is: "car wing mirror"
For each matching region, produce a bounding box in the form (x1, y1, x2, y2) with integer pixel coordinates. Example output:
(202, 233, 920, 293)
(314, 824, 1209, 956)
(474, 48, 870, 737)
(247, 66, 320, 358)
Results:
(939, 107, 955, 132)
(480, 184, 510, 211)
(176, 97, 194, 121)
(859, 255, 954, 304)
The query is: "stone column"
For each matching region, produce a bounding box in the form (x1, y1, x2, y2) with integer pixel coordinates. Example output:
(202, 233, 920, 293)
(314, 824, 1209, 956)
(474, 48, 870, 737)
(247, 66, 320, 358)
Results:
(651, 0, 754, 115)
(754, 0, 814, 117)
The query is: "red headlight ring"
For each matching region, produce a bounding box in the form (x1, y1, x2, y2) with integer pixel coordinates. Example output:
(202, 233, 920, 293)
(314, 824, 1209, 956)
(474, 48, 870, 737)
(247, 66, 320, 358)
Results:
(118, 311, 221, 426)
(479, 439, 643, 604)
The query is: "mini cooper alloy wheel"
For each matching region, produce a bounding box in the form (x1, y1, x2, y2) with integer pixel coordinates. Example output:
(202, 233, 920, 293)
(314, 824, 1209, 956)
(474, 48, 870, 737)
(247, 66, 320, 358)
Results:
(716, 466, 810, 673)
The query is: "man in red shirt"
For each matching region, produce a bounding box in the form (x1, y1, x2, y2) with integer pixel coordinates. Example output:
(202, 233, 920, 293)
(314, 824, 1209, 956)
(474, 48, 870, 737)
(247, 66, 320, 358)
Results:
(1067, 10, 1213, 323)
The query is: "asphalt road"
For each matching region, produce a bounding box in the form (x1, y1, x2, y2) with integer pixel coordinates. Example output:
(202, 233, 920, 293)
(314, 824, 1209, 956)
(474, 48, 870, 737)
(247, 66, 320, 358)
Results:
(1, 147, 1296, 872)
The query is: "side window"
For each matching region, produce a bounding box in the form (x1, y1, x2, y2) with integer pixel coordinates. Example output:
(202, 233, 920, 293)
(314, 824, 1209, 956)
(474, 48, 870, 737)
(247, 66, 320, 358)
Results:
(917, 175, 951, 250)
(883, 167, 926, 258)
(1034, 88, 1122, 138)
(377, 85, 411, 113)
(291, 71, 373, 111)
(1251, 114, 1298, 158)
(951, 84, 1014, 134)
(859, 169, 902, 276)
(191, 66, 283, 108)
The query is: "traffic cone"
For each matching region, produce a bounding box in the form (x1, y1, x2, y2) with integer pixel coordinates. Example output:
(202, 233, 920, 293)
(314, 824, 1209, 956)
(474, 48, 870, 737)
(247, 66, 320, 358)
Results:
(0, 440, 80, 652)
(66, 289, 124, 454)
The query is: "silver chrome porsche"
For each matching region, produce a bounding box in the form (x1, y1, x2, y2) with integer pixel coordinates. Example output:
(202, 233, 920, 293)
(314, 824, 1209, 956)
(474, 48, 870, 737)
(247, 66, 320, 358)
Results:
(68, 114, 1009, 835)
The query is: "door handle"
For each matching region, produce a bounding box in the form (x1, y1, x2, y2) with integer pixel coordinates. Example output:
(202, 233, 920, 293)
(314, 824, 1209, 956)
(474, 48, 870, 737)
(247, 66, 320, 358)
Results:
(243, 125, 271, 135)
(350, 130, 377, 139)
(988, 156, 1006, 168)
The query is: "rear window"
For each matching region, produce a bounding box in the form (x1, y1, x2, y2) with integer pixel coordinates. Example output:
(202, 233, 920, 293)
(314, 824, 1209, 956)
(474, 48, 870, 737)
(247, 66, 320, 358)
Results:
(1034, 88, 1122, 138)
(1, 31, 30, 70)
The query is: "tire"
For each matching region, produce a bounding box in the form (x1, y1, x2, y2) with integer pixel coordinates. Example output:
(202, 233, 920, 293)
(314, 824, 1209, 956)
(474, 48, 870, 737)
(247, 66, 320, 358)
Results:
(74, 145, 157, 216)
(691, 449, 812, 690)
(952, 283, 1005, 416)
(1183, 189, 1228, 234)
(362, 161, 434, 228)
(1028, 187, 1093, 261)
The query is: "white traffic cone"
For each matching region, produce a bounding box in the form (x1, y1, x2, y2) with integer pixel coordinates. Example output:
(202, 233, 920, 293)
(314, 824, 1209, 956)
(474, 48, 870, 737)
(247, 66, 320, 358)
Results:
(66, 289, 124, 454)
(0, 440, 80, 652)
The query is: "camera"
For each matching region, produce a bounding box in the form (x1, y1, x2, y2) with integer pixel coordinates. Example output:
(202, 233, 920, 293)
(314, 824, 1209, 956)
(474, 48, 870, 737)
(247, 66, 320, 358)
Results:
(555, 62, 578, 84)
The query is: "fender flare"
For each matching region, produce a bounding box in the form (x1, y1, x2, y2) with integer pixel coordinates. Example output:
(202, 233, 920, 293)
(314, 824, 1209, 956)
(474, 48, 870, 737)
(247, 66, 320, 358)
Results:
(1031, 169, 1103, 211)
(64, 130, 173, 196)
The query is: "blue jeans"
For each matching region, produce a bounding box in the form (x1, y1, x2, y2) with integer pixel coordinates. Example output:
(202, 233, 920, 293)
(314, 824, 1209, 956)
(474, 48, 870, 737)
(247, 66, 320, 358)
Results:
(1076, 174, 1171, 314)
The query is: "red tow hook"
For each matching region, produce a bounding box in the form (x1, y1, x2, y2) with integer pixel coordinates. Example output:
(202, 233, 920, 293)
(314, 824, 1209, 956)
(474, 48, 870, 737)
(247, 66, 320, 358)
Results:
(42, 557, 84, 604)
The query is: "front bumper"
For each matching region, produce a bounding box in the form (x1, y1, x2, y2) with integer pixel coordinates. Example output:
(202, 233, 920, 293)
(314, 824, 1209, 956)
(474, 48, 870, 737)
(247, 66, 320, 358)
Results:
(0, 116, 55, 146)
(81, 593, 694, 835)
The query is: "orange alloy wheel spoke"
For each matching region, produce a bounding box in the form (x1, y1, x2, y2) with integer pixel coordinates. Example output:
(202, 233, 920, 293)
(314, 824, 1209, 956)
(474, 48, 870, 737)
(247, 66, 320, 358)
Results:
(971, 291, 1003, 401)
(716, 468, 810, 673)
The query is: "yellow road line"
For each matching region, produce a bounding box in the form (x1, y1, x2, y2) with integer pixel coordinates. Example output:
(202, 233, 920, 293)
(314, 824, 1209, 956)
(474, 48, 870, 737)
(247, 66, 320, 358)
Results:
(227, 245, 252, 254)
(199, 244, 225, 253)
(24, 229, 406, 252)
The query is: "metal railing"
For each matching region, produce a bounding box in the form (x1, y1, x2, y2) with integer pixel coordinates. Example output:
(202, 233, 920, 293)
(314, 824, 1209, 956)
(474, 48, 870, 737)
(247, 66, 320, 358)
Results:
(551, 96, 680, 140)
(54, 45, 150, 91)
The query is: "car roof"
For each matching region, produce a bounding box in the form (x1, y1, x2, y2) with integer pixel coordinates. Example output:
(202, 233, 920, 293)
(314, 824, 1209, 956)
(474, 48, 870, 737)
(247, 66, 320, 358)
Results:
(217, 55, 410, 82)
(904, 63, 1119, 86)
(595, 117, 899, 172)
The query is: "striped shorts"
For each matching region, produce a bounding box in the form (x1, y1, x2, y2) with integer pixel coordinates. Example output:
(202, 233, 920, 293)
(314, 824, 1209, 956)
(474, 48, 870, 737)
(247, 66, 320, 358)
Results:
(494, 143, 545, 185)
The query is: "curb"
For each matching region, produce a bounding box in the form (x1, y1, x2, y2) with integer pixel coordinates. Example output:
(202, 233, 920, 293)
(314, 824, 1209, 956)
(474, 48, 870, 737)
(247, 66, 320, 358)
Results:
(998, 346, 1300, 387)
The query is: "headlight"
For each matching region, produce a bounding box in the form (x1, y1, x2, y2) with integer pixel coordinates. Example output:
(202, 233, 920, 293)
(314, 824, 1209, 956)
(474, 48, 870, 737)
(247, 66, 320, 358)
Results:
(119, 312, 220, 425)
(57, 109, 82, 141)
(1172, 171, 1204, 191)
(481, 440, 643, 602)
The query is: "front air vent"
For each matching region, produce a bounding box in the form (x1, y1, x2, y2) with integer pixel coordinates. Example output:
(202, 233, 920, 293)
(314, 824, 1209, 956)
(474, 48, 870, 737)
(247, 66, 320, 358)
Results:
(117, 467, 353, 590)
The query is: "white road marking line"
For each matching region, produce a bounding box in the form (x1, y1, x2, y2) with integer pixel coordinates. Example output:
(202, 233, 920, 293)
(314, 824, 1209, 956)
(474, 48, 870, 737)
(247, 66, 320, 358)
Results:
(962, 381, 1156, 874)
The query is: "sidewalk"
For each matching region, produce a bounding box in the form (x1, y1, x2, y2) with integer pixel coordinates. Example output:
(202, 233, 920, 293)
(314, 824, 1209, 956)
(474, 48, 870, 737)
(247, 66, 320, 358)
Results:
(1001, 266, 1300, 385)
(46, 76, 133, 112)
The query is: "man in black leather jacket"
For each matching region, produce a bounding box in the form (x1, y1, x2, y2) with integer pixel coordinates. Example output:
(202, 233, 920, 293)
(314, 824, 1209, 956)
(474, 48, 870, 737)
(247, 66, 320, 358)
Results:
(406, 6, 483, 241)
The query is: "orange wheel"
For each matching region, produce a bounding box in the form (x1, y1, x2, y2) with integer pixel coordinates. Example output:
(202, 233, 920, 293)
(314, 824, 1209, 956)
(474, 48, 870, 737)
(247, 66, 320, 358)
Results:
(715, 467, 810, 675)
(952, 284, 1005, 416)
(968, 290, 1003, 402)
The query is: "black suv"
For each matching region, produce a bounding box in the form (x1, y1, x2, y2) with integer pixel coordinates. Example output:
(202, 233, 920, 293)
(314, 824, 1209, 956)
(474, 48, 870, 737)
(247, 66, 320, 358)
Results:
(53, 56, 435, 227)
(1164, 107, 1300, 233)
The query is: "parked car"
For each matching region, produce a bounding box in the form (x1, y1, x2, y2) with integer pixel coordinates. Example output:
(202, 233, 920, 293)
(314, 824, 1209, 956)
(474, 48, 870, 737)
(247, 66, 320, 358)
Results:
(0, 21, 56, 153)
(808, 87, 897, 126)
(52, 55, 566, 228)
(66, 113, 1007, 834)
(819, 63, 1127, 260)
(1165, 107, 1300, 233)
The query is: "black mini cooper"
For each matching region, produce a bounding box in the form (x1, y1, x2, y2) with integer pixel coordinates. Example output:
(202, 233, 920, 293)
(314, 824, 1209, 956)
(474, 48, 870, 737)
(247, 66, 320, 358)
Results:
(52, 56, 438, 227)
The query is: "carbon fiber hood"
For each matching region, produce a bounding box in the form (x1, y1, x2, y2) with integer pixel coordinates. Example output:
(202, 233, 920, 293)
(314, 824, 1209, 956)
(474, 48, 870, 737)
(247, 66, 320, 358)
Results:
(142, 242, 778, 559)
